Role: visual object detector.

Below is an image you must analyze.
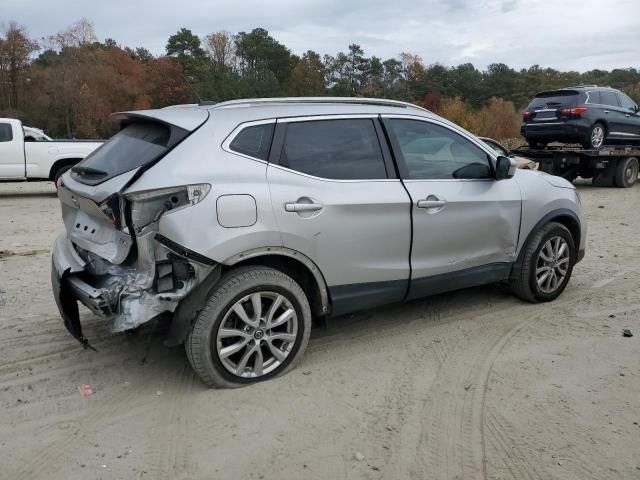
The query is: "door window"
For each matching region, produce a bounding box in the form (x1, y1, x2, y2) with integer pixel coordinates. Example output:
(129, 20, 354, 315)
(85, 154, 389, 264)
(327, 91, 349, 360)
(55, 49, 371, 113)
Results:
(279, 119, 387, 180)
(618, 94, 637, 112)
(388, 119, 492, 180)
(600, 91, 620, 107)
(229, 123, 274, 161)
(0, 123, 13, 142)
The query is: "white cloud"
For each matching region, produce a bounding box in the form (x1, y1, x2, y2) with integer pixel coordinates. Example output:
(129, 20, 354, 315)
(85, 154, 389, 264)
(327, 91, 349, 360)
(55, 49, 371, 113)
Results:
(2, 0, 638, 71)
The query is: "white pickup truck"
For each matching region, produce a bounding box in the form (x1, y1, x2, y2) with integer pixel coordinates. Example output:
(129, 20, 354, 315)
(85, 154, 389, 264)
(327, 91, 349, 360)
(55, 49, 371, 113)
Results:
(0, 118, 103, 183)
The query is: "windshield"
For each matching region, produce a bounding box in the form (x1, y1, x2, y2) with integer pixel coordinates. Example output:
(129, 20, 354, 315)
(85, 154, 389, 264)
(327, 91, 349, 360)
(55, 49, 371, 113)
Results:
(71, 121, 184, 185)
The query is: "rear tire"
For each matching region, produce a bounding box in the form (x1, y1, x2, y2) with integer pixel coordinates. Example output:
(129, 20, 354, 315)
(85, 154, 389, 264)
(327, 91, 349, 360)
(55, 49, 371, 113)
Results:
(52, 164, 73, 185)
(186, 266, 311, 388)
(510, 222, 576, 303)
(582, 122, 606, 149)
(614, 157, 638, 188)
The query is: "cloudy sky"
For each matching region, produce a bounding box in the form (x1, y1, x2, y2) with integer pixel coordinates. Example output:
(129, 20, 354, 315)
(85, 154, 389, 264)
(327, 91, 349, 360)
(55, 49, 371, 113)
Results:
(2, 0, 639, 71)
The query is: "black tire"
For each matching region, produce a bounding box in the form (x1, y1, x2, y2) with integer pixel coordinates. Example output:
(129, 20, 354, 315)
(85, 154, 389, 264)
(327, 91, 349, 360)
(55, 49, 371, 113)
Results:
(510, 222, 576, 303)
(52, 164, 73, 185)
(527, 139, 547, 150)
(186, 266, 311, 388)
(614, 157, 639, 188)
(582, 122, 606, 149)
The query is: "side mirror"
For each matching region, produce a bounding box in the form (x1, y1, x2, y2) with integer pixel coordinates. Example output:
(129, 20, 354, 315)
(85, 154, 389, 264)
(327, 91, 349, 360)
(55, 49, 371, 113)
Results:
(495, 155, 517, 180)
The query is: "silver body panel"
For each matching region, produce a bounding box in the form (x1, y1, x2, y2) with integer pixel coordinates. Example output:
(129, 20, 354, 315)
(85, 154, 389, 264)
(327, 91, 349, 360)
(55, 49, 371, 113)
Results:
(51, 98, 586, 334)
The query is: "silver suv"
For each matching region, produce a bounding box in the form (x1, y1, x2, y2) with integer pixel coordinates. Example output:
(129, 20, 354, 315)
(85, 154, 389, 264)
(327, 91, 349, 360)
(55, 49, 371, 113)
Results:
(52, 98, 586, 388)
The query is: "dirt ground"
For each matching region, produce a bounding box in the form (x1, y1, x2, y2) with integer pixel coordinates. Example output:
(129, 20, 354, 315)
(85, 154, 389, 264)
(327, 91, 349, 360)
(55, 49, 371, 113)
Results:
(0, 180, 639, 480)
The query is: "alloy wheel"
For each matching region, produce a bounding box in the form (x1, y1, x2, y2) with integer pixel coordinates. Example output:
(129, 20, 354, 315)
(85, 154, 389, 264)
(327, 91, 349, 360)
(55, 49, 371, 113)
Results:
(591, 126, 604, 148)
(536, 236, 570, 294)
(215, 292, 298, 378)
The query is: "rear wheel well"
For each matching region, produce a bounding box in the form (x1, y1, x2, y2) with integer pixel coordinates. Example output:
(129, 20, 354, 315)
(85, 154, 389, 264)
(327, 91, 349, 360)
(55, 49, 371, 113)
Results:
(224, 255, 327, 321)
(49, 158, 81, 181)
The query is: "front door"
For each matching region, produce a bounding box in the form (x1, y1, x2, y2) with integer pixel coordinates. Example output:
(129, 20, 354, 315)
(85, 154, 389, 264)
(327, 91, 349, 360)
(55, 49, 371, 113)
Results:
(267, 116, 412, 315)
(382, 116, 522, 300)
(616, 93, 640, 140)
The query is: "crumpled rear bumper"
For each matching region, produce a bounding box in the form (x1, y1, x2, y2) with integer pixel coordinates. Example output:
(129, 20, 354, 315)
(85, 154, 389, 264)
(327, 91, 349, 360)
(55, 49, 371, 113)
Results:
(51, 233, 213, 348)
(51, 235, 94, 348)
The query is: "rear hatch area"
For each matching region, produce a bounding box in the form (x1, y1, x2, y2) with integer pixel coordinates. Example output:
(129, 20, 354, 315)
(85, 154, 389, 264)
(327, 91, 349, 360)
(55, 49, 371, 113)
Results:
(525, 89, 582, 123)
(51, 108, 213, 346)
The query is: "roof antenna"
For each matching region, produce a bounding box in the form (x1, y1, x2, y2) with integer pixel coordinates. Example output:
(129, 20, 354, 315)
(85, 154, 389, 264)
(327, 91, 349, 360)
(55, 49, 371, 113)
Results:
(181, 73, 203, 104)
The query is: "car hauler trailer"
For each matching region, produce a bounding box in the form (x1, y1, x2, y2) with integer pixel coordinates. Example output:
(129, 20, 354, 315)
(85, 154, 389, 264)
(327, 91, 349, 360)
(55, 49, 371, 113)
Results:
(511, 145, 640, 188)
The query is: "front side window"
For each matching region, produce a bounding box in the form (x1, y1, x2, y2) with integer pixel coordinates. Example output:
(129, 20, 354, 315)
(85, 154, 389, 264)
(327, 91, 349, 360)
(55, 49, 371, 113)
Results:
(388, 119, 492, 180)
(481, 139, 508, 156)
(0, 123, 13, 142)
(600, 91, 620, 107)
(229, 123, 274, 161)
(618, 94, 637, 112)
(279, 119, 387, 180)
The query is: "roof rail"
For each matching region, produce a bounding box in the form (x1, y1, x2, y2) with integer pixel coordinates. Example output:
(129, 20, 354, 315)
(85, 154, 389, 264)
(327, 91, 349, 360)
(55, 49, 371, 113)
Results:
(208, 97, 430, 112)
(567, 84, 598, 88)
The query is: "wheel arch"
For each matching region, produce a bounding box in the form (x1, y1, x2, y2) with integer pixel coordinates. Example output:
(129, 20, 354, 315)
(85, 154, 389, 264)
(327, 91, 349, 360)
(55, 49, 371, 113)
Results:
(513, 208, 581, 276)
(222, 247, 330, 319)
(49, 157, 82, 180)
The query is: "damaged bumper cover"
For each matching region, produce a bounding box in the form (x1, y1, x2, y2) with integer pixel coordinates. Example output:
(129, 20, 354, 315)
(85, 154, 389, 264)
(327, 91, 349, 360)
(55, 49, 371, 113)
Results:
(51, 232, 215, 348)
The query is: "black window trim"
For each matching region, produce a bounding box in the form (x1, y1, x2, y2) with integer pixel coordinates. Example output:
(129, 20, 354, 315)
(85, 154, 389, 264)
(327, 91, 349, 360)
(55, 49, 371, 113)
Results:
(0, 122, 14, 143)
(222, 118, 277, 163)
(269, 114, 395, 182)
(380, 114, 497, 181)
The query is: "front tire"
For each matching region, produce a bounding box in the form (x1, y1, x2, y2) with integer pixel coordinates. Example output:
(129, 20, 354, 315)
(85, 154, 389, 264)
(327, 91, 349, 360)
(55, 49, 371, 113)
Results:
(614, 157, 639, 188)
(186, 266, 311, 388)
(510, 222, 576, 303)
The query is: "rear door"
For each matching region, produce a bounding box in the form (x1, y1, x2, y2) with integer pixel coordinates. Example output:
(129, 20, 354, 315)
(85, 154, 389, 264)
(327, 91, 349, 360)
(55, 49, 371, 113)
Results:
(0, 121, 25, 178)
(382, 116, 521, 300)
(266, 116, 412, 315)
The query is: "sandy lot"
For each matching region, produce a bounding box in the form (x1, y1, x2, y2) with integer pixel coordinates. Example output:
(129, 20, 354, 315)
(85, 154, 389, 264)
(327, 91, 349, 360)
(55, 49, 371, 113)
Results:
(0, 180, 639, 480)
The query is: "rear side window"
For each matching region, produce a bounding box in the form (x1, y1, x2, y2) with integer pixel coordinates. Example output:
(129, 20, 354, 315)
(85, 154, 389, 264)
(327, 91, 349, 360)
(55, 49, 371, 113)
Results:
(528, 90, 579, 110)
(72, 122, 185, 185)
(229, 123, 274, 161)
(279, 119, 387, 180)
(600, 91, 620, 107)
(0, 123, 13, 142)
(586, 91, 601, 104)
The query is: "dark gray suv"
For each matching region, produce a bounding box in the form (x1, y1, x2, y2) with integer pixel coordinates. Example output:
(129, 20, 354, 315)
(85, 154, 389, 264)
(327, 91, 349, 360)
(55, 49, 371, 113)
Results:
(521, 86, 640, 149)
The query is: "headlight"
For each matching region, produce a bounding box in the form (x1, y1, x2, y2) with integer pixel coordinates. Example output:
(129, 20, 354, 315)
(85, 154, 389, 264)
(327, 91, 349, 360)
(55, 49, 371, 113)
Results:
(125, 184, 211, 232)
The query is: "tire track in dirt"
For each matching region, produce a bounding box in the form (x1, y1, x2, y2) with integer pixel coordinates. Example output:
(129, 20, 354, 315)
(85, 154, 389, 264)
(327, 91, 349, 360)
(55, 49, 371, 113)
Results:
(149, 362, 197, 480)
(12, 383, 141, 480)
(485, 411, 546, 480)
(419, 319, 528, 480)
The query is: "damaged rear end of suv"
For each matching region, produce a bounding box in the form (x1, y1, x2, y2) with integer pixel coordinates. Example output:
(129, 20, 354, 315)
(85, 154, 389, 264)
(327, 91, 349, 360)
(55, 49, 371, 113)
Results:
(51, 108, 216, 350)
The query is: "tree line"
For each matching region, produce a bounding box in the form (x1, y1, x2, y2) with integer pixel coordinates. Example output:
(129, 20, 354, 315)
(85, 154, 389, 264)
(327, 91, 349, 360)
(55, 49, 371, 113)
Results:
(1, 18, 639, 140)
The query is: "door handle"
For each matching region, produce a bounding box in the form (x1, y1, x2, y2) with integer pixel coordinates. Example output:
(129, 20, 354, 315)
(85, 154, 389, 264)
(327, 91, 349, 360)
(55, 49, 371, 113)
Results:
(417, 199, 446, 208)
(604, 110, 610, 114)
(625, 114, 631, 118)
(285, 202, 323, 213)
